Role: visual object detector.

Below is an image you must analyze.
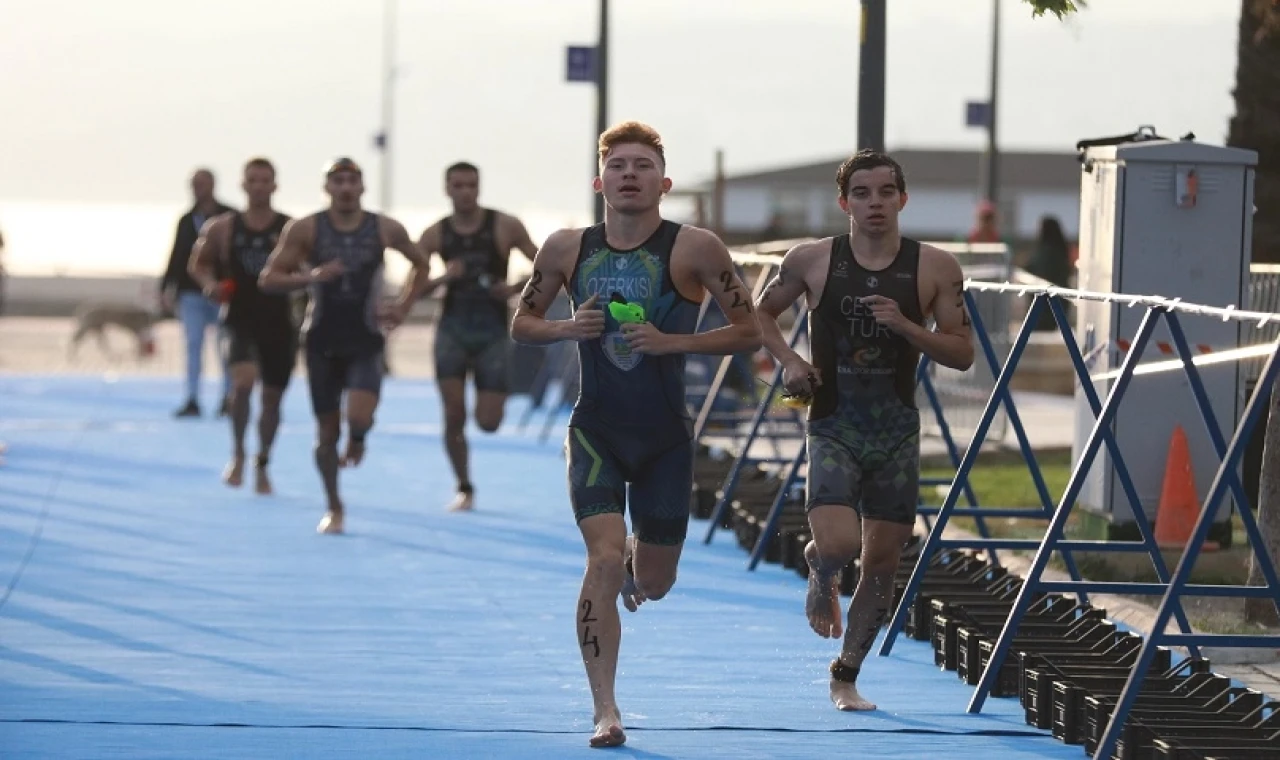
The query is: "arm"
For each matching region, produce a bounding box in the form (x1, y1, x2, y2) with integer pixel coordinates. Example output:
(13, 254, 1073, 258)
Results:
(160, 217, 187, 297)
(382, 218, 433, 316)
(510, 230, 578, 346)
(886, 248, 975, 371)
(259, 218, 320, 293)
(500, 214, 541, 298)
(413, 222, 459, 298)
(655, 229, 761, 356)
(753, 244, 818, 367)
(187, 215, 227, 296)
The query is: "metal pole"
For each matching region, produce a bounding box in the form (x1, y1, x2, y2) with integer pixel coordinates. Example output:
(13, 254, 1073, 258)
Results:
(984, 0, 1000, 205)
(593, 0, 610, 224)
(379, 0, 397, 213)
(857, 0, 886, 151)
(713, 148, 725, 237)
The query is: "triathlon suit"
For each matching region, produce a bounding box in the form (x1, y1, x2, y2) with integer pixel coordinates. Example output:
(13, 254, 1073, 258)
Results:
(433, 209, 510, 392)
(301, 211, 386, 416)
(221, 212, 296, 388)
(804, 235, 925, 525)
(564, 221, 702, 546)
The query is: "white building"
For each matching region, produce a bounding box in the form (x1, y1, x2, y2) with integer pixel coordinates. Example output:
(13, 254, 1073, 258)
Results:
(683, 148, 1082, 247)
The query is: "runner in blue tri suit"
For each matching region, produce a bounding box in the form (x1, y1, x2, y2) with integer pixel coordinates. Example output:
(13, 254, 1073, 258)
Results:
(511, 121, 761, 748)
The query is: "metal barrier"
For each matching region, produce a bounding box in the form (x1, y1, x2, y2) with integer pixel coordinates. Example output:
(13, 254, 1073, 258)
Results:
(875, 278, 1280, 760)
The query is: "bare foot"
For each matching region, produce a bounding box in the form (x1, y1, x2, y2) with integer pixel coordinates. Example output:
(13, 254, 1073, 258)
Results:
(222, 456, 245, 488)
(589, 708, 626, 748)
(831, 679, 877, 711)
(447, 490, 474, 512)
(340, 439, 365, 468)
(620, 535, 646, 613)
(317, 509, 344, 535)
(804, 544, 843, 639)
(253, 465, 273, 496)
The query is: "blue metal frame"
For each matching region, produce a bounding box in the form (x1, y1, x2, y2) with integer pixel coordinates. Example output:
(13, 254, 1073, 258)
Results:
(879, 293, 1206, 658)
(915, 296, 1280, 759)
(1084, 314, 1280, 760)
(702, 312, 810, 545)
(690, 262, 778, 445)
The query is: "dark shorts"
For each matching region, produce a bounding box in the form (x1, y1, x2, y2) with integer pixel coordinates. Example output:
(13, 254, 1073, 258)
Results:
(565, 424, 694, 546)
(223, 323, 297, 389)
(805, 406, 921, 526)
(304, 347, 384, 417)
(433, 321, 509, 393)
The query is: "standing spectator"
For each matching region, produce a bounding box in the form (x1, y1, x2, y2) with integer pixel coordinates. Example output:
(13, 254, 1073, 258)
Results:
(1025, 215, 1074, 331)
(160, 168, 235, 418)
(966, 200, 1002, 244)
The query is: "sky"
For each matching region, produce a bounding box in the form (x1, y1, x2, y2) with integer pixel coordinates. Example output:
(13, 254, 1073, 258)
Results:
(0, 0, 1245, 237)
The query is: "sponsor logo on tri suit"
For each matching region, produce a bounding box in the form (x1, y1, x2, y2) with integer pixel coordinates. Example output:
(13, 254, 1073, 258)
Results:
(840, 296, 891, 341)
(583, 250, 659, 373)
(235, 234, 276, 277)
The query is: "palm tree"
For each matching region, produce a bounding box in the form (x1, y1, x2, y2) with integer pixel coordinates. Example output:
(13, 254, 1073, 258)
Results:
(1228, 0, 1280, 626)
(1023, 0, 1280, 625)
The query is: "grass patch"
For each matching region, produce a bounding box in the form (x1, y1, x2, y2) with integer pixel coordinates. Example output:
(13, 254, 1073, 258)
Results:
(920, 449, 1075, 539)
(919, 448, 1276, 634)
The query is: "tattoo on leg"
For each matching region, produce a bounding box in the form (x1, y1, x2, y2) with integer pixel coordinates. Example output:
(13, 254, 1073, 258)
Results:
(580, 599, 600, 658)
(856, 606, 891, 657)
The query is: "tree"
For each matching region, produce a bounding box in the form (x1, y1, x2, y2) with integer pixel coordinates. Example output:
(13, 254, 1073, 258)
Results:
(1024, 0, 1280, 626)
(1021, 0, 1086, 19)
(1228, 1, 1280, 267)
(1232, 1, 1280, 626)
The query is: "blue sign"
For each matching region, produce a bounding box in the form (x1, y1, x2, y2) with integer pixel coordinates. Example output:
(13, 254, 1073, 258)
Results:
(566, 46, 597, 83)
(966, 101, 990, 129)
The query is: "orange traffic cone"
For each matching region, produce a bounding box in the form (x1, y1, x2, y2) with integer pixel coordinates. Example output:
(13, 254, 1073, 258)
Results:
(1154, 425, 1219, 552)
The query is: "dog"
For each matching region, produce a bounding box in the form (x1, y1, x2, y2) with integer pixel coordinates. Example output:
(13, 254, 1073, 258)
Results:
(68, 302, 158, 361)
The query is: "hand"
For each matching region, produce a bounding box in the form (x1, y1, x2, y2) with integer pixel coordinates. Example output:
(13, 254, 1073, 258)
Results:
(563, 293, 605, 341)
(443, 259, 465, 282)
(203, 278, 235, 304)
(378, 301, 409, 331)
(860, 294, 909, 332)
(160, 290, 176, 313)
(488, 281, 515, 301)
(620, 321, 674, 355)
(309, 259, 345, 283)
(782, 358, 821, 396)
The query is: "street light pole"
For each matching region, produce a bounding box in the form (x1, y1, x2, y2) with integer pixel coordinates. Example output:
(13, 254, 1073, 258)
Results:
(378, 0, 398, 213)
(857, 0, 887, 152)
(593, 0, 610, 224)
(984, 0, 1001, 205)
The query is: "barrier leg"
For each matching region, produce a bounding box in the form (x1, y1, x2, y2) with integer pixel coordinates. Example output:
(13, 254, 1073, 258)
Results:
(878, 294, 1047, 657)
(1090, 337, 1280, 760)
(702, 313, 808, 545)
(538, 352, 579, 444)
(693, 263, 776, 443)
(915, 359, 989, 555)
(747, 444, 807, 570)
(1166, 311, 1280, 596)
(965, 305, 1162, 713)
(518, 342, 562, 432)
(1050, 298, 1198, 643)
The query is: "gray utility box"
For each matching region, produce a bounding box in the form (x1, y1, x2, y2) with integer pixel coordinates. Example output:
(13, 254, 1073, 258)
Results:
(1072, 134, 1257, 539)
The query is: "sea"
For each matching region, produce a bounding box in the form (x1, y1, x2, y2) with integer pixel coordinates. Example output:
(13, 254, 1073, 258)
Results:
(0, 200, 609, 283)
